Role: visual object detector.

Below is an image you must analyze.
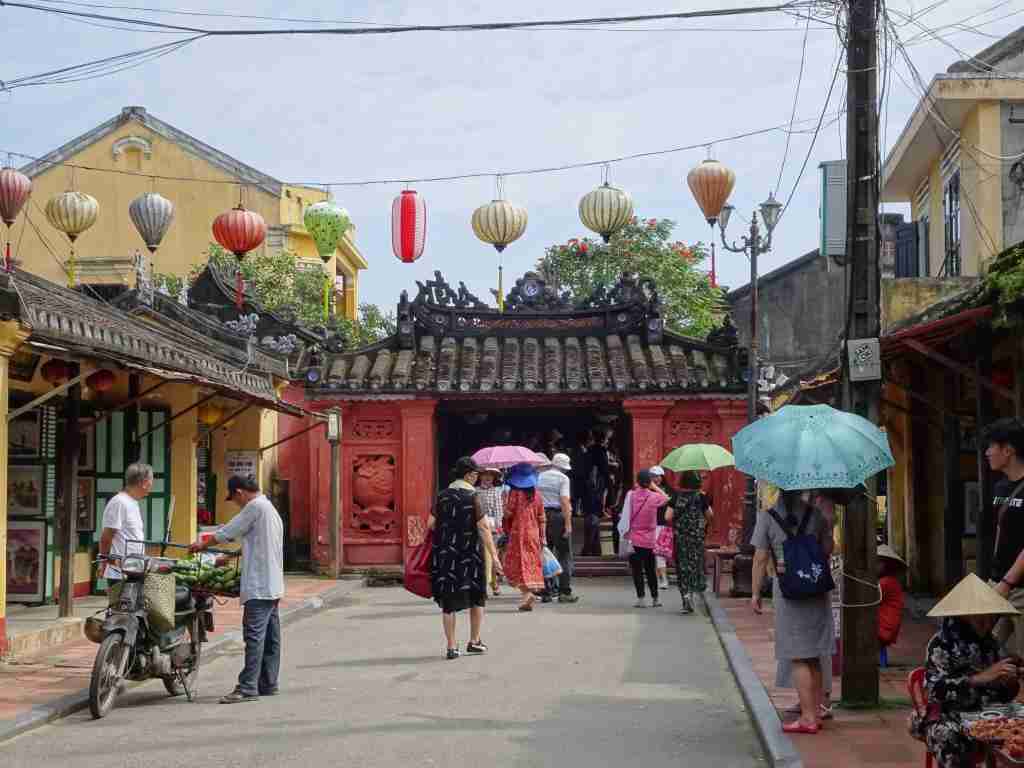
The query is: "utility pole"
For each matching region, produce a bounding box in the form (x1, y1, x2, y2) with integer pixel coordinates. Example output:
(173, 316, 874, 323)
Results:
(327, 410, 342, 578)
(841, 0, 881, 706)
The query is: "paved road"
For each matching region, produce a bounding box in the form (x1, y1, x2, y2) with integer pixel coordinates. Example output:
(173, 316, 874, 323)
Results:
(6, 580, 764, 767)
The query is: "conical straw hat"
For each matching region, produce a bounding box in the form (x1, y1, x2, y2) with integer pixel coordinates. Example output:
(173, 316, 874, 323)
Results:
(927, 573, 1019, 618)
(877, 544, 906, 566)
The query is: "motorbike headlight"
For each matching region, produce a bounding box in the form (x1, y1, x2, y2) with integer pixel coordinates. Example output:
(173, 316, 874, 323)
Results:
(121, 556, 146, 575)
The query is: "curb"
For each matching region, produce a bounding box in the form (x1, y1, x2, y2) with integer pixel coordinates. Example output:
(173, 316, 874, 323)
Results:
(0, 580, 361, 744)
(706, 592, 804, 768)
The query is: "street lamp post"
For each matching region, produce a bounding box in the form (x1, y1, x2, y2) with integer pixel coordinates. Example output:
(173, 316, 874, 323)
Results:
(687, 157, 781, 595)
(717, 194, 782, 583)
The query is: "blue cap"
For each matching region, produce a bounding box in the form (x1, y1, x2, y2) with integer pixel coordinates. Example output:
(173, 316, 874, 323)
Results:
(506, 462, 537, 489)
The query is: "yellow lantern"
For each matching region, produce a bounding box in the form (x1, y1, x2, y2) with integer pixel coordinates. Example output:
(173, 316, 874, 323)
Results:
(45, 190, 99, 287)
(197, 403, 224, 426)
(472, 195, 527, 313)
(579, 182, 634, 243)
(686, 158, 735, 226)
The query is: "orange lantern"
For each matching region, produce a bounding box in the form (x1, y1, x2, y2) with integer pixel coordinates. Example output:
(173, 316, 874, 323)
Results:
(686, 158, 735, 226)
(40, 359, 71, 385)
(197, 403, 224, 426)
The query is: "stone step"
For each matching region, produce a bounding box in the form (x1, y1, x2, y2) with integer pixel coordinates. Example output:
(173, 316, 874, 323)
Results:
(5, 618, 84, 660)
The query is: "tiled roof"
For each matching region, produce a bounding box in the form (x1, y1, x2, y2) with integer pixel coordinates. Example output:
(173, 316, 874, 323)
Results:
(302, 271, 744, 399)
(0, 270, 299, 411)
(310, 331, 741, 396)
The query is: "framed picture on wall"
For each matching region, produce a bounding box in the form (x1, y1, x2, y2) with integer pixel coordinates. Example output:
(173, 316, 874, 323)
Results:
(9, 348, 40, 383)
(7, 519, 46, 602)
(76, 477, 96, 532)
(78, 422, 95, 472)
(8, 465, 43, 516)
(965, 481, 981, 536)
(9, 411, 41, 458)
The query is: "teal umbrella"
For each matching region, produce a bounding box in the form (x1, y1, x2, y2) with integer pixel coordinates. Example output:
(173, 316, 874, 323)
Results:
(732, 404, 894, 490)
(661, 443, 734, 472)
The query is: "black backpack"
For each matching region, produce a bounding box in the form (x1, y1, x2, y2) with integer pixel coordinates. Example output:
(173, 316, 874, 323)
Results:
(768, 502, 834, 600)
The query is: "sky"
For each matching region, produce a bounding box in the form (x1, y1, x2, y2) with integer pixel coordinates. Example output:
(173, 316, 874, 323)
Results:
(0, 0, 1012, 312)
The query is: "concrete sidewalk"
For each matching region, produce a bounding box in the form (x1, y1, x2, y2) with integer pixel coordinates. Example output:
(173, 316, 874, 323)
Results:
(0, 574, 359, 744)
(711, 591, 934, 768)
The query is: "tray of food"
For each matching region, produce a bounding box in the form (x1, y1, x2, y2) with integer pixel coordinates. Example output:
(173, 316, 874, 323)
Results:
(966, 716, 1024, 763)
(171, 550, 241, 598)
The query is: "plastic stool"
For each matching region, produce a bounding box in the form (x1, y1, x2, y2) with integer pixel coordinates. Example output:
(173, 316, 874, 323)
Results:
(880, 646, 889, 668)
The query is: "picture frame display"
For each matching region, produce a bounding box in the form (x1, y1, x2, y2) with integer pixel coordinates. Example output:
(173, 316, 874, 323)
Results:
(964, 481, 981, 536)
(78, 422, 95, 472)
(9, 411, 41, 458)
(8, 465, 44, 516)
(6, 519, 46, 602)
(76, 477, 96, 532)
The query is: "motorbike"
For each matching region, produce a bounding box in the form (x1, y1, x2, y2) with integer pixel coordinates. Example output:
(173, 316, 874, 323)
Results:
(87, 543, 215, 719)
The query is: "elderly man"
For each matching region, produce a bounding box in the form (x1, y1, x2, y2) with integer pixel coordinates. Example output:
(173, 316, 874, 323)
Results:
(98, 463, 154, 582)
(538, 453, 579, 603)
(191, 475, 284, 703)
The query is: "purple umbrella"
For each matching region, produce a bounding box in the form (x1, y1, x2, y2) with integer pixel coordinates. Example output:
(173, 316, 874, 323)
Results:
(471, 446, 547, 469)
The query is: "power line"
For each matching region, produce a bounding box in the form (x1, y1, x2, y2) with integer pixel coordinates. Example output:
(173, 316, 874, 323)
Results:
(4, 111, 840, 188)
(775, 11, 813, 194)
(1, 1, 813, 36)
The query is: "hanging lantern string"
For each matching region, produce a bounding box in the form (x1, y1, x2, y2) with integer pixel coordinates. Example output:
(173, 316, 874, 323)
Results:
(601, 163, 611, 186)
(0, 112, 838, 188)
(495, 174, 505, 200)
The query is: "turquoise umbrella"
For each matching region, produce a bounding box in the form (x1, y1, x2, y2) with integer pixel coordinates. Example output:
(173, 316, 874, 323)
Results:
(732, 404, 894, 490)
(660, 443, 734, 472)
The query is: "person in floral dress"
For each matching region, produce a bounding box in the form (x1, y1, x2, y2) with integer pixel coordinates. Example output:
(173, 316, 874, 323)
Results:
(501, 463, 546, 612)
(910, 574, 1021, 766)
(667, 471, 712, 615)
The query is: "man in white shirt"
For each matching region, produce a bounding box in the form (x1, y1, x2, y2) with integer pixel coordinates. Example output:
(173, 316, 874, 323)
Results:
(191, 474, 284, 704)
(538, 453, 579, 603)
(98, 463, 154, 581)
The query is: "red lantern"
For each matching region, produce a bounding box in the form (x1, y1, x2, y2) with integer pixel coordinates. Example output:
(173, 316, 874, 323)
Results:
(391, 190, 426, 263)
(0, 168, 31, 272)
(86, 369, 115, 392)
(212, 205, 266, 308)
(40, 359, 71, 385)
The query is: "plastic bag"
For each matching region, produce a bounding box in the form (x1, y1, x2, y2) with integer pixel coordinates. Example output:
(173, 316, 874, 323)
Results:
(542, 546, 562, 579)
(618, 534, 635, 559)
(653, 526, 675, 560)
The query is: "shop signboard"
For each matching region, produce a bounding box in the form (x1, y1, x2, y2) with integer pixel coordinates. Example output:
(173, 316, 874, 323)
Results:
(225, 450, 259, 481)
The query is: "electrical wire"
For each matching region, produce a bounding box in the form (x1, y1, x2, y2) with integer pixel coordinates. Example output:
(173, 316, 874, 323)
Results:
(775, 11, 813, 195)
(3, 111, 841, 188)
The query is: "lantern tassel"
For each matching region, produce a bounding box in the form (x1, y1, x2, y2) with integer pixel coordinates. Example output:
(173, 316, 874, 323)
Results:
(710, 241, 718, 288)
(67, 246, 76, 288)
(323, 273, 330, 323)
(4, 240, 10, 273)
(235, 270, 243, 310)
(497, 258, 504, 313)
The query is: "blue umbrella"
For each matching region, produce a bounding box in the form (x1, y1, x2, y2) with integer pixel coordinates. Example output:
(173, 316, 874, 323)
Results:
(732, 404, 894, 490)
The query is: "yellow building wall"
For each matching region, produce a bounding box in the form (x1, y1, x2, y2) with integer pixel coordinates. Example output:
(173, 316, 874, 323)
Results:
(164, 383, 199, 547)
(18, 123, 280, 287)
(960, 102, 1004, 275)
(210, 406, 277, 525)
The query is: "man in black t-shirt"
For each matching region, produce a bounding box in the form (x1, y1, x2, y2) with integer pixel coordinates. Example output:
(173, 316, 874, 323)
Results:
(986, 418, 1024, 656)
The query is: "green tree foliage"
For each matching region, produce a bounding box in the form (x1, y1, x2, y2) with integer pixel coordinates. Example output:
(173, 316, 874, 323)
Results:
(535, 217, 726, 337)
(154, 244, 394, 347)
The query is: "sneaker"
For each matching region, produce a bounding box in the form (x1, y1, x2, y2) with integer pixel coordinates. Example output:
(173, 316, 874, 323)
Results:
(466, 641, 487, 654)
(634, 598, 648, 608)
(445, 648, 460, 660)
(220, 690, 259, 704)
(652, 599, 663, 608)
(681, 597, 694, 614)
(558, 594, 580, 604)
(258, 687, 279, 696)
(659, 580, 670, 590)
(541, 594, 553, 603)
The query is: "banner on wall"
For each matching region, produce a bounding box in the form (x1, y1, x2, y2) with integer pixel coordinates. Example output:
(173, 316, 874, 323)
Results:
(225, 450, 259, 481)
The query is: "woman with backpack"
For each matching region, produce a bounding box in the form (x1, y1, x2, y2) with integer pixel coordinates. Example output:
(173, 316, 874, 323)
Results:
(666, 470, 713, 615)
(750, 488, 840, 735)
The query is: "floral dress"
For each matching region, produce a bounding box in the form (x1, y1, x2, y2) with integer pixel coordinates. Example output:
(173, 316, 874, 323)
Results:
(909, 618, 1016, 767)
(672, 491, 710, 595)
(501, 489, 546, 591)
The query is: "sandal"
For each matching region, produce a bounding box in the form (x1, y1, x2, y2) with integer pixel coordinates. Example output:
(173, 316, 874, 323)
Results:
(782, 720, 819, 735)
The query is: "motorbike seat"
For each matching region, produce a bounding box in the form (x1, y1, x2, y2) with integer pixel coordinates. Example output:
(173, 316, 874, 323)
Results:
(175, 585, 193, 611)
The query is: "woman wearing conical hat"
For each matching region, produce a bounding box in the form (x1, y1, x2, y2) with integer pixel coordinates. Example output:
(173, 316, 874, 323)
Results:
(909, 574, 1022, 767)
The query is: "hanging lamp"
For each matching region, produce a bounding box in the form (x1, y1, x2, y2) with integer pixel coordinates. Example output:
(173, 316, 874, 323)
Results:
(579, 168, 633, 243)
(45, 189, 99, 288)
(391, 189, 426, 264)
(303, 199, 350, 323)
(212, 197, 266, 309)
(129, 191, 175, 254)
(472, 177, 527, 312)
(0, 166, 31, 272)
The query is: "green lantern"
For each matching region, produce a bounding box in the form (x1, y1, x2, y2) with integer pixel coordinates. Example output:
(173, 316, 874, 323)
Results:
(304, 200, 350, 321)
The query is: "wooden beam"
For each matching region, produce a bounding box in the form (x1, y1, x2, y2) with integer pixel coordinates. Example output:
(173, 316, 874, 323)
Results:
(8, 372, 87, 422)
(976, 325, 995, 580)
(258, 418, 326, 455)
(943, 371, 964, 589)
(199, 402, 252, 438)
(903, 337, 1014, 402)
(135, 391, 218, 442)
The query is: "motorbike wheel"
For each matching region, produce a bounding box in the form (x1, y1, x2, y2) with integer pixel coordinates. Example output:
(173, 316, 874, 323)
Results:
(162, 616, 201, 699)
(89, 633, 125, 719)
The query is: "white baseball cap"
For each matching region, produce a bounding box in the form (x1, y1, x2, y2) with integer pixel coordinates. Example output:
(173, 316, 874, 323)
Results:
(649, 466, 665, 476)
(551, 453, 572, 471)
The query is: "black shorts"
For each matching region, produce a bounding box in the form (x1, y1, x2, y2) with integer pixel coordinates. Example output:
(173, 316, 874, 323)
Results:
(437, 591, 486, 615)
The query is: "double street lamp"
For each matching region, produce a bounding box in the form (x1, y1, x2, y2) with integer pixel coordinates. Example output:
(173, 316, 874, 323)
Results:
(688, 159, 783, 590)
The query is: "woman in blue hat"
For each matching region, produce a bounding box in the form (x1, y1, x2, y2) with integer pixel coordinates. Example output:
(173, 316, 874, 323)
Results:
(501, 462, 546, 612)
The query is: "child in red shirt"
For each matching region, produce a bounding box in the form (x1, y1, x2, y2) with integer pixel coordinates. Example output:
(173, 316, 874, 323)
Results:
(877, 544, 906, 648)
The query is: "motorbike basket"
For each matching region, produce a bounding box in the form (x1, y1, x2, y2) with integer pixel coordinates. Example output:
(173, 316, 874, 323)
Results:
(84, 615, 105, 644)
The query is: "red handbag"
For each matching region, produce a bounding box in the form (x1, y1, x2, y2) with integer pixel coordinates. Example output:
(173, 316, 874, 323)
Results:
(654, 526, 675, 560)
(404, 530, 433, 599)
